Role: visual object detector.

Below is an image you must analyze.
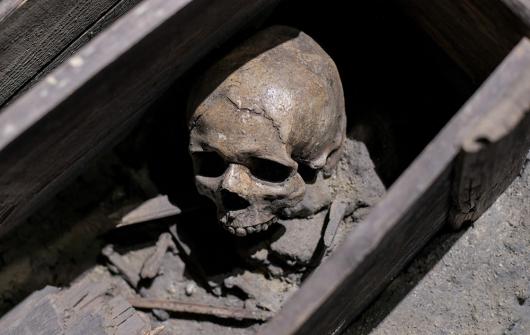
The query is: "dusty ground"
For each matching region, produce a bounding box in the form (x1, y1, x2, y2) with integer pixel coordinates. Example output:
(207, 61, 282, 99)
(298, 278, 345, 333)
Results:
(1, 132, 528, 335)
(346, 151, 530, 335)
(0, 137, 386, 335)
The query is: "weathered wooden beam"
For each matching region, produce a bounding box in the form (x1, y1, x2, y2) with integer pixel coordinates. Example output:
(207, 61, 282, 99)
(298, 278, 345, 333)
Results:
(0, 0, 279, 236)
(0, 0, 134, 107)
(450, 68, 530, 228)
(1, 0, 144, 106)
(259, 38, 530, 335)
(0, 279, 152, 334)
(395, 0, 529, 83)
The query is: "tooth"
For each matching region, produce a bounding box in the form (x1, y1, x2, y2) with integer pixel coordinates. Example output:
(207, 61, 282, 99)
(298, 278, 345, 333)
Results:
(254, 224, 262, 232)
(227, 227, 235, 234)
(235, 227, 247, 236)
(246, 226, 255, 234)
(261, 223, 269, 231)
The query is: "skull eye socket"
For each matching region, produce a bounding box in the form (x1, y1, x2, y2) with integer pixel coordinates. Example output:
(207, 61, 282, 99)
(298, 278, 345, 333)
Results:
(192, 151, 227, 177)
(248, 158, 292, 183)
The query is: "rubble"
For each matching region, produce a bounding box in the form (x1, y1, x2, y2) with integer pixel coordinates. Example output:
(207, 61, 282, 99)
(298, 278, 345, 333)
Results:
(224, 271, 296, 313)
(270, 211, 328, 266)
(0, 137, 385, 334)
(0, 279, 152, 335)
(100, 138, 385, 334)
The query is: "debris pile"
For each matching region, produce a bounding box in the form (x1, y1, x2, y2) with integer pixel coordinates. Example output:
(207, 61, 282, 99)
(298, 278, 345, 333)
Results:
(93, 138, 384, 334)
(0, 138, 385, 335)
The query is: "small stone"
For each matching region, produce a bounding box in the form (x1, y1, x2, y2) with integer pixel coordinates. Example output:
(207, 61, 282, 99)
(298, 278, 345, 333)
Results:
(152, 308, 170, 321)
(185, 282, 196, 296)
(252, 249, 269, 262)
(212, 286, 223, 296)
(224, 271, 296, 312)
(270, 210, 328, 266)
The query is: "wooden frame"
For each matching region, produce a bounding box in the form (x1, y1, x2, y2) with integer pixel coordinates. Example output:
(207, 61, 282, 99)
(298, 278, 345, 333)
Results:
(0, 0, 529, 334)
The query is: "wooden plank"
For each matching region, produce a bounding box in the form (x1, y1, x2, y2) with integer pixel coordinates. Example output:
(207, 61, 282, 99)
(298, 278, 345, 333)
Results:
(259, 38, 530, 335)
(0, 0, 127, 107)
(450, 80, 530, 227)
(501, 0, 530, 26)
(0, 0, 24, 22)
(395, 0, 528, 83)
(2, 0, 144, 106)
(0, 0, 279, 236)
(0, 279, 152, 334)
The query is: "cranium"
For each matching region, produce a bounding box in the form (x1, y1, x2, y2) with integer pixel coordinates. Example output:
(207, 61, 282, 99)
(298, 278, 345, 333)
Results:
(187, 26, 346, 236)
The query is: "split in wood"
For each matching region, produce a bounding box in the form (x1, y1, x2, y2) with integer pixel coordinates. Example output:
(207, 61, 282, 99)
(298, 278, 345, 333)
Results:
(128, 297, 272, 321)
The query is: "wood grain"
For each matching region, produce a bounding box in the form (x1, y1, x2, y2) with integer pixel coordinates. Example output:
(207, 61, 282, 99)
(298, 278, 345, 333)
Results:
(0, 279, 151, 334)
(0, 0, 25, 23)
(450, 63, 530, 227)
(0, 0, 279, 236)
(0, 0, 125, 107)
(259, 38, 530, 335)
(2, 0, 144, 107)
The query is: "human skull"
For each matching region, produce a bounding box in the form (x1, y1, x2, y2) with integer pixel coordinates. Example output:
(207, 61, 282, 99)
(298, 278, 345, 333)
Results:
(187, 26, 346, 236)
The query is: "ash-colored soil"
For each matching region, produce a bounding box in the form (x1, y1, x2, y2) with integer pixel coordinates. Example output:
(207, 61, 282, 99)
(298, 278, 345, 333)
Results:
(346, 152, 530, 335)
(0, 136, 385, 335)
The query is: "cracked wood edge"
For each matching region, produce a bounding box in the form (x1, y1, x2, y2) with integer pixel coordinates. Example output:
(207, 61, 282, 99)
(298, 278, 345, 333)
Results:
(450, 44, 530, 228)
(0, 279, 152, 334)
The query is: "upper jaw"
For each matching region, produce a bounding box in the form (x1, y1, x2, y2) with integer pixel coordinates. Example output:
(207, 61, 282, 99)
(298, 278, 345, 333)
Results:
(218, 209, 277, 236)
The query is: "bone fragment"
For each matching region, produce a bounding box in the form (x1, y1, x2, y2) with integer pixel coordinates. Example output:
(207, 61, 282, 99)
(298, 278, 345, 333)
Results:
(128, 297, 271, 321)
(323, 198, 349, 248)
(141, 232, 174, 280)
(118, 195, 181, 227)
(102, 244, 140, 288)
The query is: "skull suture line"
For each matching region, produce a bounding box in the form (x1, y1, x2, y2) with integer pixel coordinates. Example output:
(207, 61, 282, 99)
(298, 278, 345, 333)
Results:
(187, 26, 346, 236)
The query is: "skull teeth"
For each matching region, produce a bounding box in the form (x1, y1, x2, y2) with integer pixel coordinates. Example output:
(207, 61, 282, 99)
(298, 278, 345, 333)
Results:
(224, 222, 272, 236)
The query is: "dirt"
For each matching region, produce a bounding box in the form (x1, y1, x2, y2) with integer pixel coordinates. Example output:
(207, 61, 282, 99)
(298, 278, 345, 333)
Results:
(2, 135, 528, 335)
(0, 136, 386, 335)
(0, 153, 151, 315)
(346, 151, 530, 335)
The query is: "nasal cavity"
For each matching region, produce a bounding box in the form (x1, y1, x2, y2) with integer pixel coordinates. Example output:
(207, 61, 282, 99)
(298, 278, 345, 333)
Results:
(220, 189, 250, 211)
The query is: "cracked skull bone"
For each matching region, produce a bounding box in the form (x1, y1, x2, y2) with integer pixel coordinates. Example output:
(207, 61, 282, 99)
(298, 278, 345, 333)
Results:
(187, 26, 346, 236)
